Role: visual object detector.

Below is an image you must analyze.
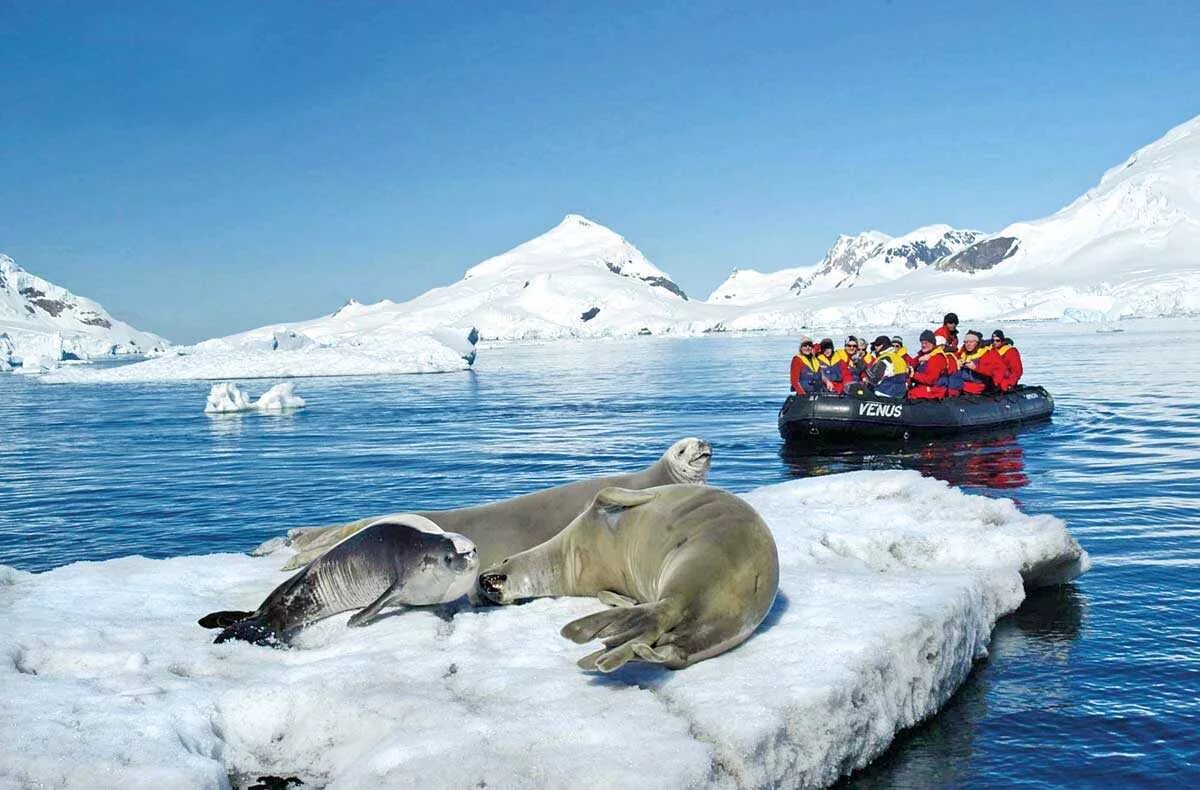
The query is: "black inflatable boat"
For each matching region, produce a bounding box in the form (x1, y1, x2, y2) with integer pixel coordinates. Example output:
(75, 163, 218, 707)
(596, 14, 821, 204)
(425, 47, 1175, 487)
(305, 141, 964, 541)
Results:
(778, 385, 1053, 444)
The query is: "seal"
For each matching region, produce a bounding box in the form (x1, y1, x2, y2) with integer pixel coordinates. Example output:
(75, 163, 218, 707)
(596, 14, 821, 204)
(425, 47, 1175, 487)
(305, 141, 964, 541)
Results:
(199, 514, 478, 645)
(269, 437, 713, 573)
(477, 484, 779, 672)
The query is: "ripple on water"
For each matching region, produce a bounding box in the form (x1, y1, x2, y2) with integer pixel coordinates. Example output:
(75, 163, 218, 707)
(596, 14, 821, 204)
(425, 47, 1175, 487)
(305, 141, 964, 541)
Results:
(3, 326, 1199, 785)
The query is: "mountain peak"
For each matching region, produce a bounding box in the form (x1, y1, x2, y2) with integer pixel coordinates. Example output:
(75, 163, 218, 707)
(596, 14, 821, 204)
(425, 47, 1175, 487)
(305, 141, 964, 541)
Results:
(0, 252, 169, 364)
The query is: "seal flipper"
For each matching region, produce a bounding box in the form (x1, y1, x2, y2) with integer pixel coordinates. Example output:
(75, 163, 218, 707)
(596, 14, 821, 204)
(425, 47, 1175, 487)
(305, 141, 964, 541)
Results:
(214, 615, 281, 646)
(561, 600, 680, 672)
(597, 590, 637, 608)
(347, 580, 404, 628)
(631, 643, 688, 666)
(198, 610, 252, 629)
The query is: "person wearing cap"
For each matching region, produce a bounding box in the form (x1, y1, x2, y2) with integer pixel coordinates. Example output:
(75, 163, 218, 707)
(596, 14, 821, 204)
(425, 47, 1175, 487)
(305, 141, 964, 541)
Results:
(908, 329, 960, 399)
(816, 338, 848, 395)
(865, 335, 910, 398)
(790, 336, 823, 395)
(990, 329, 1023, 390)
(956, 330, 1007, 395)
(934, 312, 960, 352)
(891, 335, 915, 367)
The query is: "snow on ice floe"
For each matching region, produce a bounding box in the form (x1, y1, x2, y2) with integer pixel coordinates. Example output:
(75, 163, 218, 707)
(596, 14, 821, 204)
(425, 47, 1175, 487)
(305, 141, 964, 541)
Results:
(204, 382, 306, 414)
(0, 471, 1088, 789)
(39, 330, 475, 384)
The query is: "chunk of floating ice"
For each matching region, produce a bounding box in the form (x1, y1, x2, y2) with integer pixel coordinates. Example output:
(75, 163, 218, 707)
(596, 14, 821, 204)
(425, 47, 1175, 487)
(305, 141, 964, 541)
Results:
(0, 471, 1088, 788)
(204, 382, 253, 413)
(253, 382, 305, 411)
(204, 382, 306, 414)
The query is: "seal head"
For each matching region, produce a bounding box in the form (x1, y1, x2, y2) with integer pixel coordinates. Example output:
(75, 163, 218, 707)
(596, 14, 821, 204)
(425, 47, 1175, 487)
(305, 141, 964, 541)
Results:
(662, 437, 712, 484)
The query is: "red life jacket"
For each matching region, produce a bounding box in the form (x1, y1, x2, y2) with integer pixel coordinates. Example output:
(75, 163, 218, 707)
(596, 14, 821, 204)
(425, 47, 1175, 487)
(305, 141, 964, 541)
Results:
(934, 325, 959, 352)
(958, 346, 1007, 394)
(909, 348, 959, 399)
(995, 343, 1023, 390)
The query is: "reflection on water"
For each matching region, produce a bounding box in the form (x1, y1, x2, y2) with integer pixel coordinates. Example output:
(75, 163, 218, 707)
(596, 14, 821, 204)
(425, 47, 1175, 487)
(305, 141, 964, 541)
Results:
(780, 427, 1032, 491)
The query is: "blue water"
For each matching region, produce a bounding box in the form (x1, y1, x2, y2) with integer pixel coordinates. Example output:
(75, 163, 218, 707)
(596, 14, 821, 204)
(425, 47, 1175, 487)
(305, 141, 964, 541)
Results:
(2, 324, 1198, 786)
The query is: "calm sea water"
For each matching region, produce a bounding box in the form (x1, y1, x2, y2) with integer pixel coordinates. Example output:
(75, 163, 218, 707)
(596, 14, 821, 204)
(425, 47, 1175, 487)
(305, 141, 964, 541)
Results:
(2, 321, 1198, 786)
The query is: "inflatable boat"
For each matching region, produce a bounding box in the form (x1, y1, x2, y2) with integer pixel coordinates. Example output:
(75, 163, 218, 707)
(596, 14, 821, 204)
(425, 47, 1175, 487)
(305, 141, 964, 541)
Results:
(778, 385, 1053, 444)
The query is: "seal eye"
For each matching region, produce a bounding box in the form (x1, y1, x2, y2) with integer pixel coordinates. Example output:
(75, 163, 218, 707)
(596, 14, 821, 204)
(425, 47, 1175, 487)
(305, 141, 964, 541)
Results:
(442, 553, 455, 566)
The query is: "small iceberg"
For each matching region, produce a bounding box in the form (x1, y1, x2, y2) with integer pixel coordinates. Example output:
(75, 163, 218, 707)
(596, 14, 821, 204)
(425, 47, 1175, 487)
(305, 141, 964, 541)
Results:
(0, 471, 1087, 788)
(204, 382, 306, 414)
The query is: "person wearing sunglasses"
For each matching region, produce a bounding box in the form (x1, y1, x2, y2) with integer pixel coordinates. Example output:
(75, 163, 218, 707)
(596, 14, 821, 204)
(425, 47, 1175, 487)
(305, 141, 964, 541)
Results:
(843, 336, 866, 384)
(790, 336, 823, 395)
(990, 329, 1023, 391)
(956, 330, 1007, 395)
(891, 335, 915, 367)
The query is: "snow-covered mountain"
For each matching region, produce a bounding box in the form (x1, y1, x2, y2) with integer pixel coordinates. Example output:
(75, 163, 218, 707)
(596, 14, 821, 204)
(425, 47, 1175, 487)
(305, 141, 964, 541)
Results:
(707, 226, 985, 306)
(380, 214, 717, 340)
(706, 264, 819, 305)
(921, 115, 1200, 320)
(0, 254, 168, 370)
(32, 114, 1200, 381)
(707, 115, 1200, 326)
(792, 225, 985, 294)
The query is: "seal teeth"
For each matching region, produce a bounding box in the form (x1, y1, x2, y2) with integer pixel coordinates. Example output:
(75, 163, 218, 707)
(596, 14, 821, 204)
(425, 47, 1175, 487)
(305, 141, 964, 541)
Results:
(479, 573, 506, 597)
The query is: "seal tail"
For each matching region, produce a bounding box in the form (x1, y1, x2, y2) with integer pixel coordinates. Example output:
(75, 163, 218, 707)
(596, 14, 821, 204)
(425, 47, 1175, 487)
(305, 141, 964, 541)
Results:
(198, 610, 252, 629)
(198, 610, 282, 646)
(561, 600, 684, 673)
(213, 615, 283, 647)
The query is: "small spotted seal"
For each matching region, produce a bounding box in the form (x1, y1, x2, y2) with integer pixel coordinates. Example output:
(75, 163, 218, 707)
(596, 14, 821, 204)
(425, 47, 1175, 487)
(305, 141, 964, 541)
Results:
(200, 514, 477, 645)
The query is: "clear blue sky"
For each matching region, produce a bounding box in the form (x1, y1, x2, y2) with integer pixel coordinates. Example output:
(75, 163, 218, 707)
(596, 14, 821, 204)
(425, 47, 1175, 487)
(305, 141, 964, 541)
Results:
(2, 1, 1198, 342)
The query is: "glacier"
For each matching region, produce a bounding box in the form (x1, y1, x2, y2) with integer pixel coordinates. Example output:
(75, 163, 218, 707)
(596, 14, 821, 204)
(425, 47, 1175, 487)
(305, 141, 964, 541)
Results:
(0, 254, 168, 368)
(0, 471, 1088, 789)
(40, 326, 478, 384)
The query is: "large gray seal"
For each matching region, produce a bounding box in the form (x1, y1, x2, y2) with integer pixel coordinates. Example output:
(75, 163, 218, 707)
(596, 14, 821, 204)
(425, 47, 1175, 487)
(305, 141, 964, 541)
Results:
(199, 514, 478, 645)
(267, 437, 713, 573)
(477, 484, 779, 672)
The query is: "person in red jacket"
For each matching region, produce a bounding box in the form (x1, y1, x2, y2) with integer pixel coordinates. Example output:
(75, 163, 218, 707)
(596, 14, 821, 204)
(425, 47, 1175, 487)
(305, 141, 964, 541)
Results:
(990, 329, 1023, 390)
(909, 330, 960, 399)
(956, 330, 1008, 394)
(790, 337, 823, 395)
(934, 312, 960, 352)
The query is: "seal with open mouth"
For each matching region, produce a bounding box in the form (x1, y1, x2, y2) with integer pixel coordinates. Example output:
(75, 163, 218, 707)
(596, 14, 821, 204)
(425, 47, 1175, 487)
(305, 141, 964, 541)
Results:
(478, 484, 778, 672)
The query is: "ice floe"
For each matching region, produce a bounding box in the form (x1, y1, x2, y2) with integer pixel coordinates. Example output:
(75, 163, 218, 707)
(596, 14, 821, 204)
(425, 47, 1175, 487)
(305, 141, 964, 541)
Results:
(0, 471, 1088, 788)
(39, 332, 474, 384)
(204, 382, 306, 414)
